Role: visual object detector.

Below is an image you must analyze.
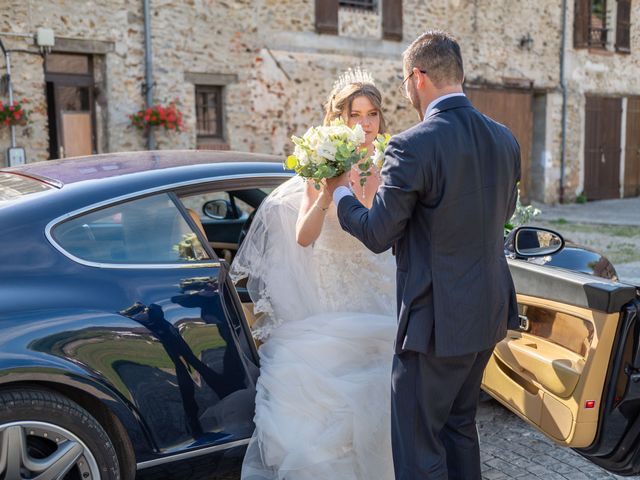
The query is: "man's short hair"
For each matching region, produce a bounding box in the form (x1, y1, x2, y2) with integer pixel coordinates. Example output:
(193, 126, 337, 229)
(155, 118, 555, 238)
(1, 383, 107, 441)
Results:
(403, 30, 464, 88)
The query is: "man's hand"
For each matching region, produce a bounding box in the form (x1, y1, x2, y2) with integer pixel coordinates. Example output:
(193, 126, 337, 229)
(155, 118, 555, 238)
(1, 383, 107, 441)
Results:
(325, 171, 350, 195)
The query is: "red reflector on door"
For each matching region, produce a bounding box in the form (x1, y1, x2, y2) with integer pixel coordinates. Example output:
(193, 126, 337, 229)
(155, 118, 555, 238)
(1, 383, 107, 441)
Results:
(585, 400, 596, 409)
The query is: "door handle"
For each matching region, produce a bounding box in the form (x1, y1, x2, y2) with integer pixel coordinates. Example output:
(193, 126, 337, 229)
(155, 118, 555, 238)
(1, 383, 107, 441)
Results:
(519, 314, 530, 331)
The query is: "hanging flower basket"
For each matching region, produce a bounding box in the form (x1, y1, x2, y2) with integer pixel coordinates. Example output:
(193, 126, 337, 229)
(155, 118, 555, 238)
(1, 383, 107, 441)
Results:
(129, 99, 184, 132)
(0, 99, 31, 127)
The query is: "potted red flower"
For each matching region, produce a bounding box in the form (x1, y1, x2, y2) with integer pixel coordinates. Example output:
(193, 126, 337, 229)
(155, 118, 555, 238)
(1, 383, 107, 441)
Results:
(0, 99, 30, 127)
(129, 99, 184, 132)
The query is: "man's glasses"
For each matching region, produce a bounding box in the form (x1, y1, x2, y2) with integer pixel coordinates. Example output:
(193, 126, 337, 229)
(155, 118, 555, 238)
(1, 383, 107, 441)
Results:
(398, 69, 427, 98)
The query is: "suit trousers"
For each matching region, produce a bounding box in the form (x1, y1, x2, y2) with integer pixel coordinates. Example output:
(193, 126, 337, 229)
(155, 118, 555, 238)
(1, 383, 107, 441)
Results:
(391, 345, 495, 480)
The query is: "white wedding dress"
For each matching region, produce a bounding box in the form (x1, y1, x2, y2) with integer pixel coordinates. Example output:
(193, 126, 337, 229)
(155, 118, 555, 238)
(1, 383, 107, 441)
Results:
(231, 176, 397, 480)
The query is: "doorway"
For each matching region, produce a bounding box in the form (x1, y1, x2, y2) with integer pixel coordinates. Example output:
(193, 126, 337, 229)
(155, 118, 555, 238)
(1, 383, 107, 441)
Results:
(584, 96, 622, 200)
(45, 53, 96, 159)
(624, 96, 640, 197)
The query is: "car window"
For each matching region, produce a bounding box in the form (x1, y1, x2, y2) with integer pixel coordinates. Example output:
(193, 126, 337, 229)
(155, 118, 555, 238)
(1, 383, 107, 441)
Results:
(52, 193, 210, 264)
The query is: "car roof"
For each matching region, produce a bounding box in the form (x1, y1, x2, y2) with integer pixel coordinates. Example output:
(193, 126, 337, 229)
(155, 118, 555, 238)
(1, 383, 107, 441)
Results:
(0, 150, 282, 186)
(0, 150, 291, 223)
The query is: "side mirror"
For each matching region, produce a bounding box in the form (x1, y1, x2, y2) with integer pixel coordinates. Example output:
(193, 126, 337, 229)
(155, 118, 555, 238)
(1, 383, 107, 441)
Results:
(513, 227, 564, 258)
(203, 199, 238, 220)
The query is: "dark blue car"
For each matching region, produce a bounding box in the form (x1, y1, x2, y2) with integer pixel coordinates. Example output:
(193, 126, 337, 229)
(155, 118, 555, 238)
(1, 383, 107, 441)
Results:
(0, 151, 638, 479)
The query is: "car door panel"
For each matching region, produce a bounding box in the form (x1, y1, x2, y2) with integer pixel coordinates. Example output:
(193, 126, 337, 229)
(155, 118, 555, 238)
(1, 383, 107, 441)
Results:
(483, 260, 638, 448)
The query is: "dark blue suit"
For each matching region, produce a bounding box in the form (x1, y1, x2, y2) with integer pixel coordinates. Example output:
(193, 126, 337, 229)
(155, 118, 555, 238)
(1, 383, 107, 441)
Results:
(337, 95, 520, 479)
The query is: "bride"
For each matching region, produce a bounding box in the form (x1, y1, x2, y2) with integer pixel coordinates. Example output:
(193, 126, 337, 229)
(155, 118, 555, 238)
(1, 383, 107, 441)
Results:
(231, 69, 397, 480)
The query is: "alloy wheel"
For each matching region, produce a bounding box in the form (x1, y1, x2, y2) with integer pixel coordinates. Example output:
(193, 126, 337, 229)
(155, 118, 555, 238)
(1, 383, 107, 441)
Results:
(0, 420, 101, 480)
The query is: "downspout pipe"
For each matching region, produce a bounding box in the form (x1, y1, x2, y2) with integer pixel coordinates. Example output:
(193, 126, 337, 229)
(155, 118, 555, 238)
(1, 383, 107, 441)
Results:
(0, 39, 17, 150)
(559, 0, 568, 203)
(143, 0, 155, 150)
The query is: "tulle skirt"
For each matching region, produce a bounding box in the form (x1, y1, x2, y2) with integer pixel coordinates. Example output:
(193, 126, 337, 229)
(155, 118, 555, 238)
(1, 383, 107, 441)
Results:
(241, 312, 396, 480)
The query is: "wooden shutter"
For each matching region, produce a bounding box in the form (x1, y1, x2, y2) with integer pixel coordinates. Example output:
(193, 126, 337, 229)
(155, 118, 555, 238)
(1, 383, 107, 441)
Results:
(382, 0, 403, 41)
(316, 0, 339, 35)
(616, 0, 631, 52)
(574, 0, 590, 48)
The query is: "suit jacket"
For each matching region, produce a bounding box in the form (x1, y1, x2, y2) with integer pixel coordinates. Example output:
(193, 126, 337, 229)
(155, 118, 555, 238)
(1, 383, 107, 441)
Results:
(337, 96, 521, 357)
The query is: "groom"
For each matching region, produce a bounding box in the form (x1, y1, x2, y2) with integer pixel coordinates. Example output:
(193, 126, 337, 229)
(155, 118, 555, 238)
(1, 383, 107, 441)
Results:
(327, 31, 520, 479)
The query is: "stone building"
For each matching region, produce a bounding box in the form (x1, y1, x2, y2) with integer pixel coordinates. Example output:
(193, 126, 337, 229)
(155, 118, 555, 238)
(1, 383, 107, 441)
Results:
(0, 0, 638, 203)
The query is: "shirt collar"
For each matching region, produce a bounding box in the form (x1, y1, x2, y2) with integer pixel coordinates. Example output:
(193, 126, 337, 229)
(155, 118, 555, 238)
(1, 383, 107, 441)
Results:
(424, 92, 467, 120)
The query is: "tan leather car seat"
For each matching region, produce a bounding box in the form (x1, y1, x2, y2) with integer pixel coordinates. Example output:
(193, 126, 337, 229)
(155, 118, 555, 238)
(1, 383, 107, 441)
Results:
(186, 208, 206, 237)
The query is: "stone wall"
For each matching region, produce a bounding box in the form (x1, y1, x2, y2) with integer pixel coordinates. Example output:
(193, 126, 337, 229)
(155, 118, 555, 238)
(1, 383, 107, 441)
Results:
(562, 0, 640, 201)
(1, 0, 639, 203)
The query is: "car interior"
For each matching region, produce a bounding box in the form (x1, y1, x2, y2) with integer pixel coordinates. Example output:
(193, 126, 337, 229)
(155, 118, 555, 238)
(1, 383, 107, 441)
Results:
(176, 179, 284, 334)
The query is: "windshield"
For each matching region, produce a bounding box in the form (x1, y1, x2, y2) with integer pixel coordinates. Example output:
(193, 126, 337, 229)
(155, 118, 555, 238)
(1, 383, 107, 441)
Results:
(0, 172, 56, 204)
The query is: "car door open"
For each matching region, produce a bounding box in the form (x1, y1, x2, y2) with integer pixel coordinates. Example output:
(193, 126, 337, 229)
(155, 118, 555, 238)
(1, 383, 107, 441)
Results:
(482, 260, 639, 455)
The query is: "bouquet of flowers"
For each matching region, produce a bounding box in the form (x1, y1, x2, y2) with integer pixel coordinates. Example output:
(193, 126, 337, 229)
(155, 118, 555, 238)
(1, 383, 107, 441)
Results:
(285, 119, 369, 188)
(0, 99, 30, 127)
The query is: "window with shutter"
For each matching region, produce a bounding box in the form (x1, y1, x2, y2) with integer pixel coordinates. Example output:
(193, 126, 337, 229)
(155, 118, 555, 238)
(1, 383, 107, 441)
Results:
(316, 0, 339, 34)
(575, 0, 610, 49)
(382, 0, 403, 41)
(615, 0, 631, 52)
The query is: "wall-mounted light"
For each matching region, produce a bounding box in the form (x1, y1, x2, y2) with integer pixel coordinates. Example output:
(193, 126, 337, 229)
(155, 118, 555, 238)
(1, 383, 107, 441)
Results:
(519, 33, 534, 51)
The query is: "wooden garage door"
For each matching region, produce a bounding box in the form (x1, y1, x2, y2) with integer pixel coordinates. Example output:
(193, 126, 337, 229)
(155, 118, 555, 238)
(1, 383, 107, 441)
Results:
(624, 96, 640, 197)
(466, 89, 533, 202)
(584, 96, 622, 200)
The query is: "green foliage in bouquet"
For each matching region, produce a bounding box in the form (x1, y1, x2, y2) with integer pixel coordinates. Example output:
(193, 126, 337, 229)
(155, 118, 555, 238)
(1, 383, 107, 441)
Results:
(505, 185, 541, 235)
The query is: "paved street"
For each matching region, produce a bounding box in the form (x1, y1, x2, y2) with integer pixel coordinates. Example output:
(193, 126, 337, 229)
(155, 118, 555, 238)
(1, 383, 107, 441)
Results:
(478, 399, 627, 479)
(477, 197, 639, 480)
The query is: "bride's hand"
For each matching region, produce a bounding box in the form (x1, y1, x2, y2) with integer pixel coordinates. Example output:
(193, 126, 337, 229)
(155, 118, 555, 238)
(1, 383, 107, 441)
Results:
(325, 171, 350, 195)
(310, 179, 333, 206)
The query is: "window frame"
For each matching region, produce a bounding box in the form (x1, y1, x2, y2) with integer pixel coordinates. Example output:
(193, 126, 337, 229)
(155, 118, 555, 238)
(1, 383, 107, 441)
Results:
(45, 174, 291, 269)
(47, 192, 217, 269)
(195, 85, 225, 142)
(588, 0, 608, 49)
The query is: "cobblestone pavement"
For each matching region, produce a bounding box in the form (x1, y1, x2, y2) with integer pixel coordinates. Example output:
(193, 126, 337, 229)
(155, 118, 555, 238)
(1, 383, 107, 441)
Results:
(478, 399, 628, 479)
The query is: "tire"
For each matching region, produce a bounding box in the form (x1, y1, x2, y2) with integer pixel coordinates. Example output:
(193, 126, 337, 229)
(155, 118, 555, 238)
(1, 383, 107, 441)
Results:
(0, 388, 120, 480)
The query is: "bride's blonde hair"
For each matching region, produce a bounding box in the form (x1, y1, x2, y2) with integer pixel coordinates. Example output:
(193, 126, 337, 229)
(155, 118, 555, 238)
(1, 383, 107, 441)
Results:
(323, 82, 387, 134)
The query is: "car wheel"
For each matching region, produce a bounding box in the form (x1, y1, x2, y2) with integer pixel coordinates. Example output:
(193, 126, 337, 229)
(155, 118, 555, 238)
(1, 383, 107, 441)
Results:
(0, 388, 120, 480)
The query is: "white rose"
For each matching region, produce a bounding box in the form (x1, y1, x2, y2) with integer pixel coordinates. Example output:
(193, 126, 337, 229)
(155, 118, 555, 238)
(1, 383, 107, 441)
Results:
(316, 139, 337, 161)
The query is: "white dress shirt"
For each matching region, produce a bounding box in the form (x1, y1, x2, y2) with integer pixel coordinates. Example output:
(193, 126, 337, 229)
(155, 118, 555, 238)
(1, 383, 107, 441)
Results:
(424, 92, 466, 119)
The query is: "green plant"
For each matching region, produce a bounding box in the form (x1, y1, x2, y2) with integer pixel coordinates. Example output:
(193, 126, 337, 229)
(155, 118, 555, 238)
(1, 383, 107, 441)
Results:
(576, 192, 587, 204)
(505, 186, 541, 234)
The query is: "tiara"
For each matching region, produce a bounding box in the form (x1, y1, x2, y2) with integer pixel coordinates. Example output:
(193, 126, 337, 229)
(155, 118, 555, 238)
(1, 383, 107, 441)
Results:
(332, 67, 376, 93)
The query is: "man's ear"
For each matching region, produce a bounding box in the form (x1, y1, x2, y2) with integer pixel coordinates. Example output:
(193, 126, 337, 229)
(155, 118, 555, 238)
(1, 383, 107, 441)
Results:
(414, 68, 429, 90)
